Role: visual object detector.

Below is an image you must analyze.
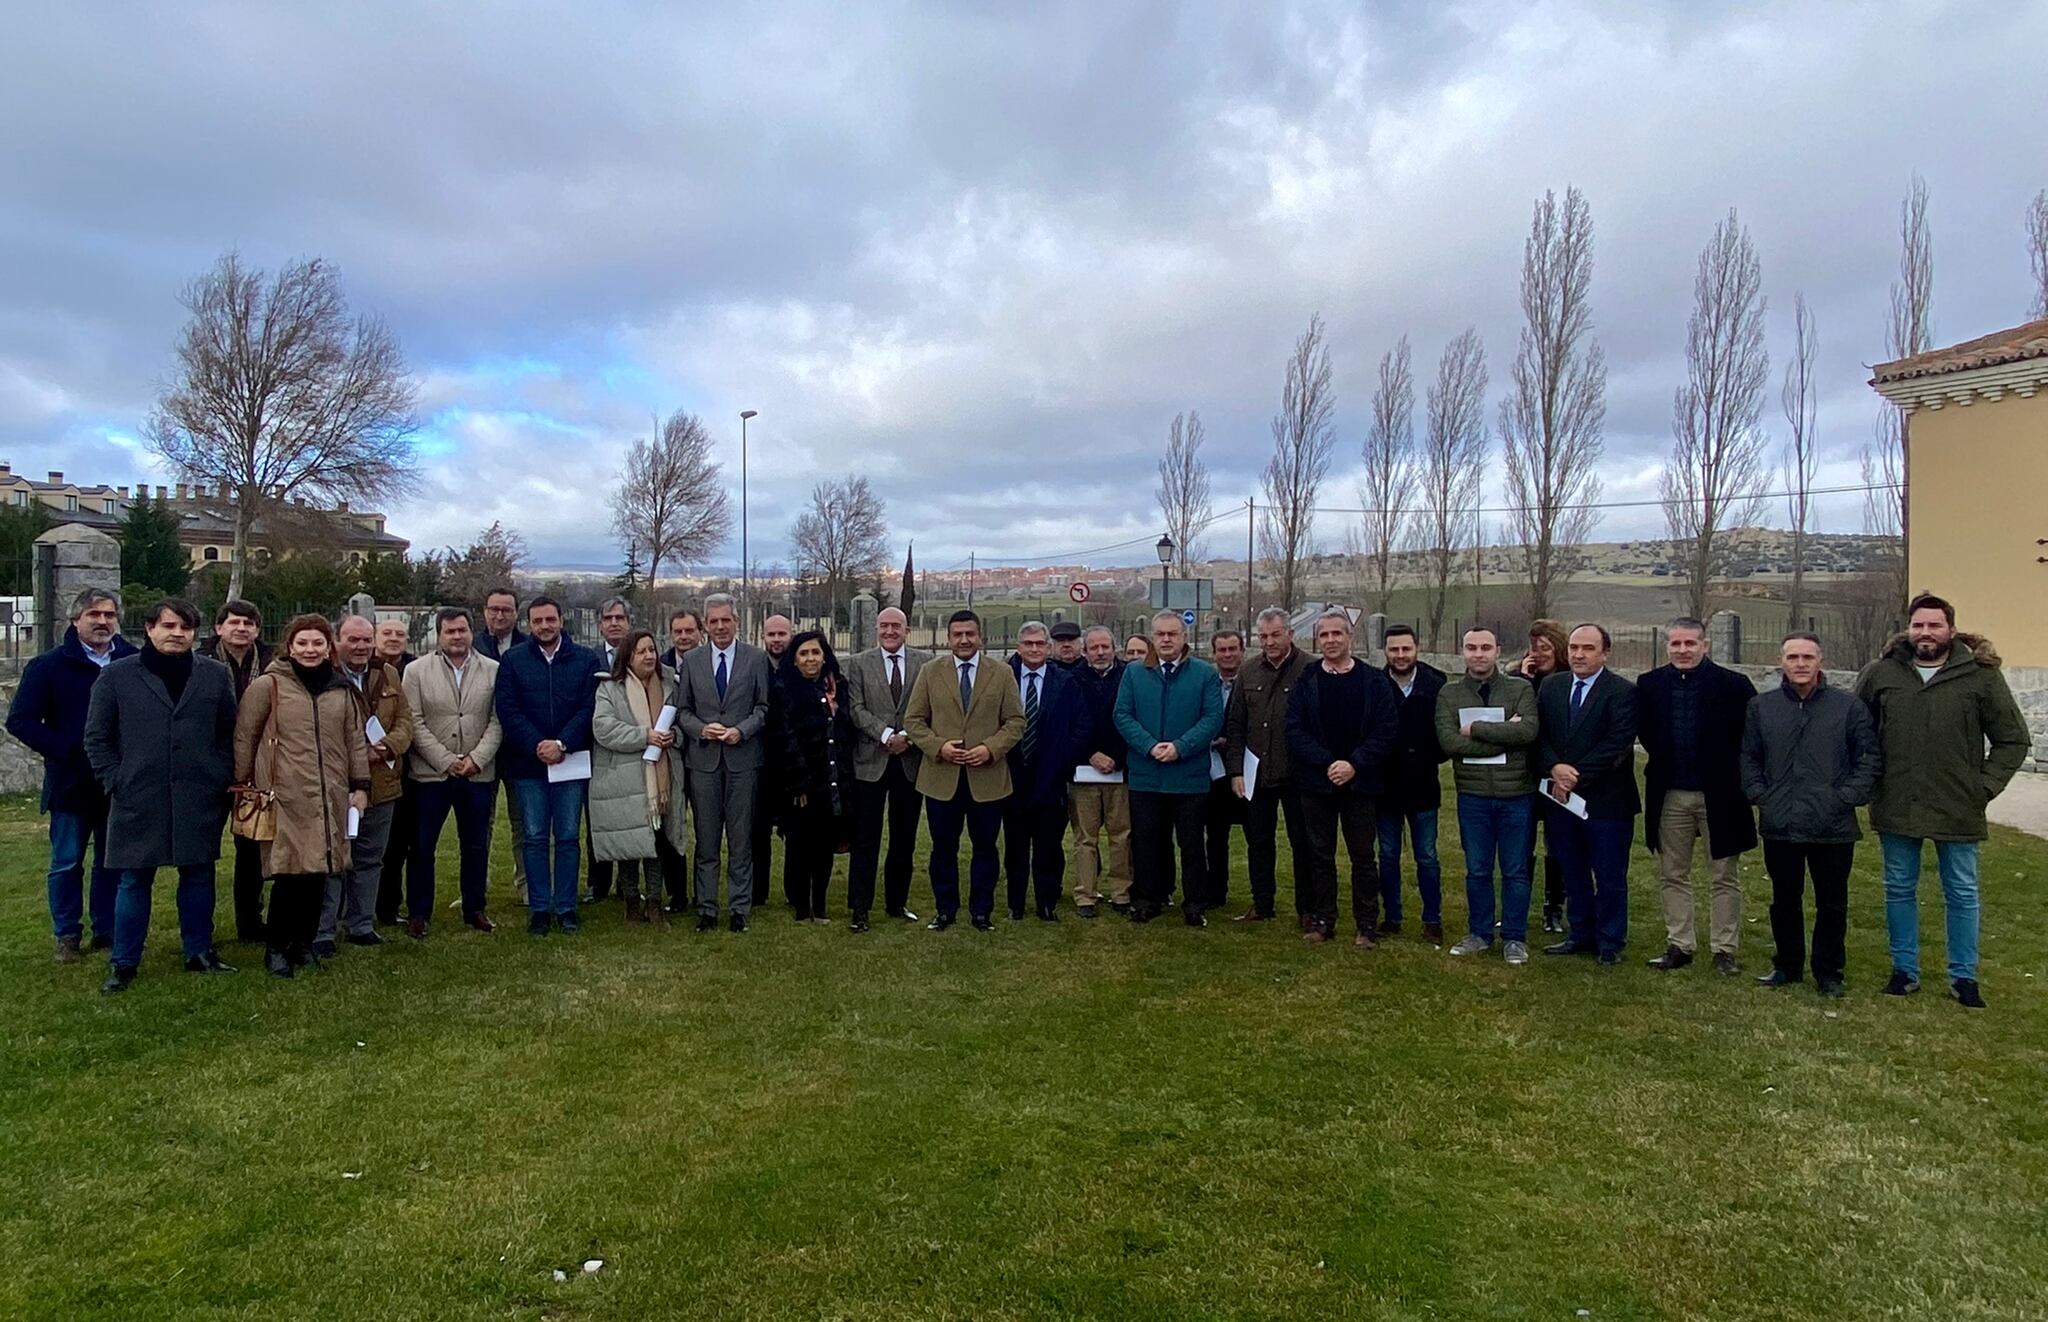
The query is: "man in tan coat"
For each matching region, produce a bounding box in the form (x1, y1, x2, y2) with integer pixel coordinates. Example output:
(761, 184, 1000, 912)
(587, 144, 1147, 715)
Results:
(317, 614, 414, 955)
(403, 607, 504, 935)
(903, 609, 1025, 931)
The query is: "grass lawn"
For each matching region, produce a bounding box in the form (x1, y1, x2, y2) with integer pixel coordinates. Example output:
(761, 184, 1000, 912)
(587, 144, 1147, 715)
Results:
(2, 785, 2045, 1321)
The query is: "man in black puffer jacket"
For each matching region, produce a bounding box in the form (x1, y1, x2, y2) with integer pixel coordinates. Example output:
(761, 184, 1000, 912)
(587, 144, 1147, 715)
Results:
(1741, 631, 1879, 999)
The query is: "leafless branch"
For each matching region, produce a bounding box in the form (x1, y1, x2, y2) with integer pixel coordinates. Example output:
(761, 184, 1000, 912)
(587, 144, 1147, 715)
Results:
(790, 474, 890, 623)
(1419, 329, 1488, 649)
(609, 409, 733, 597)
(1155, 410, 1211, 573)
(2027, 188, 2048, 320)
(1780, 292, 1819, 630)
(1260, 312, 1336, 610)
(1360, 335, 1417, 615)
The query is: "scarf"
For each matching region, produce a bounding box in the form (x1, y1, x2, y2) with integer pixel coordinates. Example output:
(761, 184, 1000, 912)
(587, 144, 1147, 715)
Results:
(140, 639, 195, 704)
(622, 670, 671, 826)
(291, 659, 334, 694)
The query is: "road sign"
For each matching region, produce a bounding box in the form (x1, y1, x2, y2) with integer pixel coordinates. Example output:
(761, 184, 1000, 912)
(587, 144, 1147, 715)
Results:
(1068, 581, 1090, 604)
(1181, 609, 1196, 627)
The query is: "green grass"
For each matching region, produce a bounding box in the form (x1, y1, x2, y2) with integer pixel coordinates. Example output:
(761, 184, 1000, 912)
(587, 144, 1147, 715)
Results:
(3, 784, 2046, 1321)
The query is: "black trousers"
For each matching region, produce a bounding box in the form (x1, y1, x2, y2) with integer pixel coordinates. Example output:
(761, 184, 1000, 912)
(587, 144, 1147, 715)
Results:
(231, 836, 268, 940)
(752, 773, 778, 906)
(1242, 781, 1311, 918)
(927, 782, 1004, 920)
(654, 830, 689, 910)
(848, 758, 921, 917)
(376, 778, 418, 923)
(1299, 789, 1378, 934)
(1002, 789, 1069, 915)
(1764, 839, 1853, 981)
(782, 799, 842, 918)
(1204, 777, 1244, 911)
(1130, 790, 1208, 911)
(266, 871, 324, 953)
(586, 819, 615, 901)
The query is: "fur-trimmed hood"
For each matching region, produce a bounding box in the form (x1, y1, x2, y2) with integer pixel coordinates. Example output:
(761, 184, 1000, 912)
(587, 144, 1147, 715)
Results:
(1881, 630, 2001, 669)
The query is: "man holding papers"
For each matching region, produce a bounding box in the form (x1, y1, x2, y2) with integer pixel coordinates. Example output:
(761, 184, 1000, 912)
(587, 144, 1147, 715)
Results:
(1067, 627, 1132, 918)
(1223, 607, 1313, 925)
(1535, 624, 1641, 965)
(1434, 627, 1540, 964)
(493, 597, 600, 935)
(319, 614, 413, 955)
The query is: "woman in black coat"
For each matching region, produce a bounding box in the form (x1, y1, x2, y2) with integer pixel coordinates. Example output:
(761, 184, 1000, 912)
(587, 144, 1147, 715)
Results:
(775, 630, 857, 923)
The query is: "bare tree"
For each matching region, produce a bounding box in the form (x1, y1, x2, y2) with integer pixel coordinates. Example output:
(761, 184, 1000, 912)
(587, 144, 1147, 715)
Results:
(1661, 209, 1771, 620)
(1359, 335, 1417, 615)
(1780, 292, 1820, 631)
(1499, 187, 1607, 618)
(1260, 312, 1336, 610)
(1863, 173, 1930, 615)
(1418, 329, 1489, 650)
(146, 252, 420, 600)
(1155, 410, 1211, 573)
(2027, 188, 2048, 319)
(609, 409, 733, 598)
(790, 474, 891, 624)
(440, 521, 528, 605)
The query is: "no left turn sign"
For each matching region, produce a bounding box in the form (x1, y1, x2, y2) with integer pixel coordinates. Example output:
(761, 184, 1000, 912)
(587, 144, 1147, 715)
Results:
(1068, 582, 1090, 603)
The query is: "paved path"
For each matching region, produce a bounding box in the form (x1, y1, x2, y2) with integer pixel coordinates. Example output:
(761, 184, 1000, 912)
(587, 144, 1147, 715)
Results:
(1989, 771, 2048, 840)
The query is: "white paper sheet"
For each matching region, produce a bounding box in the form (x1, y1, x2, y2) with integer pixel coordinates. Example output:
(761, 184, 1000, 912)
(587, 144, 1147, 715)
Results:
(365, 715, 388, 746)
(1457, 707, 1508, 765)
(548, 749, 593, 782)
(346, 805, 362, 839)
(1241, 748, 1261, 800)
(644, 705, 678, 762)
(1073, 764, 1125, 785)
(1537, 778, 1589, 819)
(1209, 749, 1227, 780)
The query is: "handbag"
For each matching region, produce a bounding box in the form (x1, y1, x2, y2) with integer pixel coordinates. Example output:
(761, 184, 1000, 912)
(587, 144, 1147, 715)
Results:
(229, 676, 282, 842)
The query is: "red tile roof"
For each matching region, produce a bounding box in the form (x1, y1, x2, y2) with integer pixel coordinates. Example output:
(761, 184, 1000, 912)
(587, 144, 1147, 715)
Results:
(1871, 318, 2048, 383)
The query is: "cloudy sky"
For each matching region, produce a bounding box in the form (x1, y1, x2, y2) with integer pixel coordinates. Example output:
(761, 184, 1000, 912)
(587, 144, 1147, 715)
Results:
(2, 2, 2041, 573)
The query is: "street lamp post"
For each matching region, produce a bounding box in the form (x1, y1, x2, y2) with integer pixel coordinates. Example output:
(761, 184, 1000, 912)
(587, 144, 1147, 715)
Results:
(740, 409, 758, 631)
(1156, 533, 1174, 603)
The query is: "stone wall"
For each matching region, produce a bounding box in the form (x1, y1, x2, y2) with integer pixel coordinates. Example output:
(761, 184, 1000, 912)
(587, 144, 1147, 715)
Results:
(0, 676, 43, 798)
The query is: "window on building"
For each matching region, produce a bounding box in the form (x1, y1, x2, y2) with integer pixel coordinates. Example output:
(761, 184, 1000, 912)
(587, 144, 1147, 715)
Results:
(65, 495, 79, 511)
(103, 498, 116, 513)
(203, 546, 219, 562)
(11, 490, 24, 506)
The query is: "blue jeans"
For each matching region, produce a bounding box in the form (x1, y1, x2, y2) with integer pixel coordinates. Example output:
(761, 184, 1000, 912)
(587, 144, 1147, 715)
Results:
(1456, 794, 1536, 942)
(511, 777, 586, 916)
(1376, 807, 1441, 925)
(112, 864, 217, 969)
(1547, 808, 1634, 955)
(48, 808, 118, 942)
(1879, 833, 1980, 982)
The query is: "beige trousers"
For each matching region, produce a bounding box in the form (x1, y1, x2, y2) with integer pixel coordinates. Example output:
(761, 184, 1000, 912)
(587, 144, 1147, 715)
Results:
(1658, 789, 1741, 955)
(1068, 782, 1133, 905)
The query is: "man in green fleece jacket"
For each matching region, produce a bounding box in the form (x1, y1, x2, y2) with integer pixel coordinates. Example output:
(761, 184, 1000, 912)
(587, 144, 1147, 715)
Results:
(1854, 593, 2031, 1009)
(1434, 627, 1541, 965)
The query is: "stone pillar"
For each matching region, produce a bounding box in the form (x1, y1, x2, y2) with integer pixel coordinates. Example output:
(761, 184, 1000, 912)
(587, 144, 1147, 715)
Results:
(33, 525, 120, 653)
(1707, 609, 1742, 666)
(850, 591, 878, 653)
(1365, 611, 1388, 658)
(348, 591, 377, 622)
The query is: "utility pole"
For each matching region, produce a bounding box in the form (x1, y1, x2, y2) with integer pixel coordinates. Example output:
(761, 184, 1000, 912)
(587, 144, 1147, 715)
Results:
(1244, 497, 1255, 629)
(967, 551, 975, 609)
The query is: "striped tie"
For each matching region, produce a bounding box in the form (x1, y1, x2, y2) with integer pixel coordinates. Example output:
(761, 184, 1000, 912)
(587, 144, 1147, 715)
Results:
(1020, 671, 1040, 763)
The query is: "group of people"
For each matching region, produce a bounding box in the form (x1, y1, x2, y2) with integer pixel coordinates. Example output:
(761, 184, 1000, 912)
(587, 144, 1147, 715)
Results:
(7, 580, 2030, 1008)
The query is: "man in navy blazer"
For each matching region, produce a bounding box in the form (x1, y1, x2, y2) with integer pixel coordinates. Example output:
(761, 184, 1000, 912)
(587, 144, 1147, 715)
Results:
(1535, 623, 1641, 964)
(492, 596, 600, 935)
(1003, 622, 1088, 921)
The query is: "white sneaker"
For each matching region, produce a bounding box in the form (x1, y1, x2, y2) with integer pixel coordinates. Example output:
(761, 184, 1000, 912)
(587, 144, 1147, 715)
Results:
(1503, 940, 1529, 965)
(1448, 935, 1491, 957)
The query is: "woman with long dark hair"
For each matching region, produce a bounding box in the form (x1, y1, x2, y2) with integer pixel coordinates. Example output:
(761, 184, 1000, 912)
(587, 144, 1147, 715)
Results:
(233, 614, 371, 977)
(775, 629, 857, 923)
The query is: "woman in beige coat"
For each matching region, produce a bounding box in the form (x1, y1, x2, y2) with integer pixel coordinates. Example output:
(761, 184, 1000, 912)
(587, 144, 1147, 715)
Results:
(234, 614, 371, 978)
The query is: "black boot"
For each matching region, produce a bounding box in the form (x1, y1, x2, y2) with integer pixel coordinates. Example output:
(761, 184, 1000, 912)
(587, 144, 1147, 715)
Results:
(266, 948, 295, 978)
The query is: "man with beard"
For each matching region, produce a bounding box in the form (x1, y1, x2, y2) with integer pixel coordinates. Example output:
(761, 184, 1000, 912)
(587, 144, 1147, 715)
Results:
(753, 612, 795, 907)
(1374, 624, 1448, 946)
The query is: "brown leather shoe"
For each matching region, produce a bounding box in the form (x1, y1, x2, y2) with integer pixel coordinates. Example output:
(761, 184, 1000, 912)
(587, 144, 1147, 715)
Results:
(1421, 922, 1444, 947)
(647, 905, 669, 929)
(1646, 945, 1694, 971)
(1232, 908, 1271, 923)
(1353, 930, 1379, 951)
(625, 897, 645, 923)
(1302, 927, 1330, 945)
(465, 911, 496, 933)
(54, 935, 83, 964)
(407, 917, 429, 940)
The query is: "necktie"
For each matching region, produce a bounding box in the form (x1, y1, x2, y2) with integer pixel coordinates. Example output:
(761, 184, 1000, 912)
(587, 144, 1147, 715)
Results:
(889, 654, 903, 705)
(1162, 661, 1176, 680)
(959, 661, 973, 714)
(1021, 672, 1040, 763)
(1570, 678, 1588, 722)
(1477, 680, 1491, 705)
(715, 651, 728, 700)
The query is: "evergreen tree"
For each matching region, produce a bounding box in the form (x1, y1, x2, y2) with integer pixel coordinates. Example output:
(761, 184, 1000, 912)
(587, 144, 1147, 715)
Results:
(0, 501, 52, 595)
(119, 494, 191, 595)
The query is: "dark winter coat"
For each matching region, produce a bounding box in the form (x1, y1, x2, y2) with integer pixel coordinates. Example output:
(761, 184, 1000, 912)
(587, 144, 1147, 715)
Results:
(1070, 659, 1129, 772)
(776, 671, 857, 828)
(1284, 661, 1401, 799)
(1854, 632, 2032, 842)
(82, 649, 238, 869)
(203, 636, 272, 701)
(1114, 654, 1226, 796)
(6, 626, 138, 815)
(1006, 656, 1090, 807)
(1636, 658, 1758, 859)
(1740, 676, 1880, 844)
(1434, 670, 1540, 798)
(1223, 645, 1312, 786)
(492, 638, 601, 781)
(1379, 661, 1448, 813)
(474, 628, 528, 662)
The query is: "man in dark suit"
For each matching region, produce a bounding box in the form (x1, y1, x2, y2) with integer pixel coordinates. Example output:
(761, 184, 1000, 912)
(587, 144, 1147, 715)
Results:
(661, 609, 702, 682)
(903, 609, 1025, 931)
(674, 592, 774, 931)
(493, 596, 601, 935)
(1636, 616, 1757, 975)
(1003, 621, 1087, 920)
(1203, 629, 1247, 914)
(475, 586, 529, 906)
(1536, 622, 1641, 965)
(204, 598, 272, 941)
(845, 606, 930, 931)
(751, 612, 795, 907)
(1375, 624, 1448, 946)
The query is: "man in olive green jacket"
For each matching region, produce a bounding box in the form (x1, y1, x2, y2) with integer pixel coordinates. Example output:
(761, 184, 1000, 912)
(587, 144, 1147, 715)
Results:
(1433, 626, 1541, 963)
(1854, 593, 2031, 1008)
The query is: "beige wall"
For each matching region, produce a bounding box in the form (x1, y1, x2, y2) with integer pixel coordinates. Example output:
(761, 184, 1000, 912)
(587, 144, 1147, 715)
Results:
(1908, 389, 2048, 667)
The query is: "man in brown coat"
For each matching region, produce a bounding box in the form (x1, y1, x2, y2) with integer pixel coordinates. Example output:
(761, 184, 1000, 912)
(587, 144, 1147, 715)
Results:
(903, 609, 1025, 931)
(1222, 606, 1314, 923)
(314, 614, 413, 955)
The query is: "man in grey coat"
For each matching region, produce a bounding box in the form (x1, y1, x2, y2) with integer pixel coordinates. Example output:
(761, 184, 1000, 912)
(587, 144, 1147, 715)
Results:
(844, 606, 930, 931)
(1742, 632, 1880, 999)
(82, 597, 240, 993)
(673, 593, 773, 931)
